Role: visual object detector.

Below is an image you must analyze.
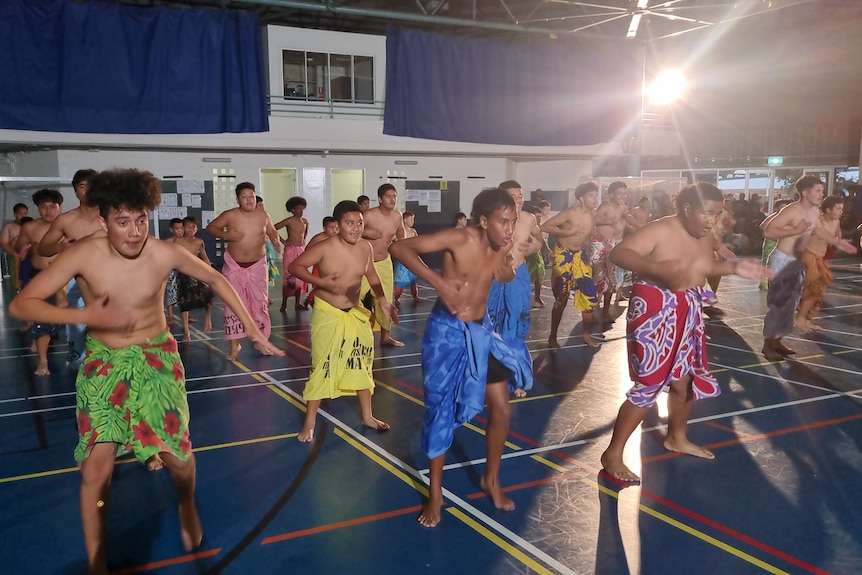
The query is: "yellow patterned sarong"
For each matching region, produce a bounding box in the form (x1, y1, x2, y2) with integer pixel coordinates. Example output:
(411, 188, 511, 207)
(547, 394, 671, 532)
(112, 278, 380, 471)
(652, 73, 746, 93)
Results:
(551, 242, 597, 312)
(304, 297, 375, 401)
(359, 254, 395, 330)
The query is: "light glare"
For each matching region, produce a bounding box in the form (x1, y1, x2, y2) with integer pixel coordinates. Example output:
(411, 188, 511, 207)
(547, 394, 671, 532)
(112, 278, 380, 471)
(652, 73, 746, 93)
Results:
(648, 69, 686, 106)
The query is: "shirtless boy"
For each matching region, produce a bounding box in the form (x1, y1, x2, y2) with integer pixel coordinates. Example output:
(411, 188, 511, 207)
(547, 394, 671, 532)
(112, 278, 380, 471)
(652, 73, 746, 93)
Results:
(206, 182, 282, 360)
(0, 202, 29, 289)
(15, 188, 65, 375)
(625, 196, 650, 233)
(360, 183, 406, 346)
(9, 168, 283, 575)
(163, 218, 184, 324)
(797, 196, 846, 327)
(761, 175, 856, 361)
(390, 188, 532, 528)
(38, 169, 102, 368)
(175, 217, 214, 341)
(600, 183, 771, 484)
(541, 181, 600, 347)
(288, 201, 396, 443)
(591, 181, 629, 321)
(274, 196, 309, 311)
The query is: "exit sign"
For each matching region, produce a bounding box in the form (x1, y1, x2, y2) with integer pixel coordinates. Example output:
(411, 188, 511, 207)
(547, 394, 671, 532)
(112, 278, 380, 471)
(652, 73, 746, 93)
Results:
(767, 156, 784, 166)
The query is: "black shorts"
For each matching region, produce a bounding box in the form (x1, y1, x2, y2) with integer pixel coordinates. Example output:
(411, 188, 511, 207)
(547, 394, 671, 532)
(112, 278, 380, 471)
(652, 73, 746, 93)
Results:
(487, 353, 512, 384)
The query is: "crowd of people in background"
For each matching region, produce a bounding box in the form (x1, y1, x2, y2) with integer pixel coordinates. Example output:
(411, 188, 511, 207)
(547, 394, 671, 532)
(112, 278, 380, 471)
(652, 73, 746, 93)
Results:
(3, 169, 861, 572)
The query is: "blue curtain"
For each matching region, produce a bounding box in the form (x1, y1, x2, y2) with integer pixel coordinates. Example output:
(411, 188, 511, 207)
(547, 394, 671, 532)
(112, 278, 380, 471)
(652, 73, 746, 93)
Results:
(0, 0, 268, 134)
(384, 27, 639, 147)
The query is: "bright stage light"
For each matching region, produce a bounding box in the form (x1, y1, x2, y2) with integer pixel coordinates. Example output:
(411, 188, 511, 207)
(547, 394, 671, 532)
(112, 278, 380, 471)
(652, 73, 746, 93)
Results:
(647, 69, 686, 106)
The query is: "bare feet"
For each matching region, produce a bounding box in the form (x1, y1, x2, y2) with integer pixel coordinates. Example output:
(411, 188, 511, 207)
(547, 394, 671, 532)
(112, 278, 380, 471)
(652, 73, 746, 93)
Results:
(663, 437, 715, 459)
(183, 331, 191, 343)
(775, 342, 796, 356)
(795, 317, 822, 332)
(583, 332, 601, 348)
(295, 303, 309, 311)
(226, 343, 241, 361)
(418, 496, 443, 528)
(279, 304, 286, 313)
(533, 297, 544, 306)
(179, 500, 203, 552)
(203, 320, 212, 333)
(34, 363, 50, 376)
(297, 424, 314, 443)
(380, 337, 404, 347)
(547, 338, 561, 349)
(146, 453, 165, 471)
(253, 341, 275, 356)
(29, 341, 37, 353)
(513, 389, 527, 398)
(480, 475, 515, 511)
(600, 451, 641, 484)
(362, 416, 391, 432)
(188, 317, 198, 324)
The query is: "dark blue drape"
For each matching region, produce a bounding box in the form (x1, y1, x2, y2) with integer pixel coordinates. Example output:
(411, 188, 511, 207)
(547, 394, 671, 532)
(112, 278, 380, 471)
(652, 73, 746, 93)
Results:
(0, 0, 268, 134)
(384, 27, 639, 147)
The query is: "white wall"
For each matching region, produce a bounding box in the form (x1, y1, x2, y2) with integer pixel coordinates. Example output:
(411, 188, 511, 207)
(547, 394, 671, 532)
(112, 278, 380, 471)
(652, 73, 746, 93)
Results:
(512, 159, 595, 194)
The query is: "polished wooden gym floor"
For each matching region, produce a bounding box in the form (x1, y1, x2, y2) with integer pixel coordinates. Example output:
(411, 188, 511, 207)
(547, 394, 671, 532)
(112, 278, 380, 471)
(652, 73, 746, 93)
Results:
(2, 261, 862, 574)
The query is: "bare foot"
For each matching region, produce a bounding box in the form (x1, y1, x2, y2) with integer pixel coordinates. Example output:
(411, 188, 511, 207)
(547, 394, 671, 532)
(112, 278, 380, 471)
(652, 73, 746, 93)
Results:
(34, 363, 50, 376)
(480, 475, 515, 511)
(29, 341, 37, 353)
(775, 342, 796, 355)
(547, 338, 561, 349)
(179, 500, 203, 551)
(599, 451, 641, 484)
(188, 317, 198, 324)
(183, 331, 191, 343)
(226, 344, 241, 361)
(412, 297, 422, 303)
(362, 416, 391, 432)
(146, 453, 165, 471)
(583, 332, 601, 348)
(253, 341, 274, 356)
(279, 304, 286, 313)
(794, 317, 817, 331)
(761, 345, 785, 362)
(381, 337, 404, 347)
(513, 389, 527, 398)
(297, 424, 314, 443)
(295, 303, 309, 311)
(663, 437, 715, 459)
(418, 496, 443, 528)
(203, 320, 212, 333)
(534, 297, 544, 306)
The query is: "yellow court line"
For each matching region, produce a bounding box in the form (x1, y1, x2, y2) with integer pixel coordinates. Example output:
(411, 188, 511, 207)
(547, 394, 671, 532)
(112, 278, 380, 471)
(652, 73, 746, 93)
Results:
(374, 380, 424, 407)
(447, 508, 558, 575)
(333, 428, 428, 496)
(589, 479, 790, 574)
(0, 432, 299, 484)
(268, 384, 307, 412)
(271, 331, 311, 352)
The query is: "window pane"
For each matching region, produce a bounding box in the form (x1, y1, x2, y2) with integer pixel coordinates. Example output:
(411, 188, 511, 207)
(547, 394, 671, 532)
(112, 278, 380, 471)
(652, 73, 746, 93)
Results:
(330, 54, 352, 102)
(306, 52, 328, 101)
(354, 56, 374, 104)
(282, 50, 306, 99)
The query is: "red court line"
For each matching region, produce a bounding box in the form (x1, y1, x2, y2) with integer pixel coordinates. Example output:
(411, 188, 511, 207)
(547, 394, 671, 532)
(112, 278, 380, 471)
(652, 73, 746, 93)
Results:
(260, 505, 424, 545)
(380, 371, 831, 574)
(110, 548, 221, 574)
(645, 411, 862, 464)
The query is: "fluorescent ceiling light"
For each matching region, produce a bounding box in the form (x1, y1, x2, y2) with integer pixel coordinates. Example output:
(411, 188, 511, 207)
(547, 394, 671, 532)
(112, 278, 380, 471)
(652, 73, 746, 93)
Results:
(627, 13, 642, 38)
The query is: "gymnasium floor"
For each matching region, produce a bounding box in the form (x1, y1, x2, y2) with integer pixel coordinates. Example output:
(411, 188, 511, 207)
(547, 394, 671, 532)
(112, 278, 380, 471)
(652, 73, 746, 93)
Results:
(2, 261, 862, 575)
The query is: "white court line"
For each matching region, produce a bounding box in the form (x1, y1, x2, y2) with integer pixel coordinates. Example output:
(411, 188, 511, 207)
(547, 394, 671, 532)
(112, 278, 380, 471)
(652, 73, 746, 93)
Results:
(263, 372, 580, 575)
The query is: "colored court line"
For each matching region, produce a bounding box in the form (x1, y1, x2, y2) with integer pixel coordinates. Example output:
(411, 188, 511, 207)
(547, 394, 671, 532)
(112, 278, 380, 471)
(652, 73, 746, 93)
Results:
(260, 504, 424, 545)
(644, 411, 862, 464)
(109, 548, 221, 574)
(589, 479, 794, 575)
(447, 507, 560, 575)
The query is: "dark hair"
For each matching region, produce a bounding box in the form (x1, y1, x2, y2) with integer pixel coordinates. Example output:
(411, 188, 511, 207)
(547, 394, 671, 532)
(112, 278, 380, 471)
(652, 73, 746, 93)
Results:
(19, 216, 34, 225)
(539, 200, 550, 208)
(86, 169, 161, 220)
(607, 181, 627, 194)
(574, 181, 598, 200)
(72, 169, 96, 188)
(357, 195, 370, 205)
(13, 203, 28, 213)
(183, 216, 199, 226)
(256, 195, 264, 204)
(498, 180, 521, 191)
(470, 188, 516, 223)
(454, 211, 467, 223)
(403, 211, 415, 219)
(169, 218, 184, 226)
(322, 216, 336, 226)
(795, 174, 824, 194)
(675, 182, 723, 213)
(821, 196, 844, 213)
(235, 181, 255, 197)
(32, 188, 63, 206)
(285, 196, 307, 213)
(377, 183, 396, 198)
(334, 200, 362, 222)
